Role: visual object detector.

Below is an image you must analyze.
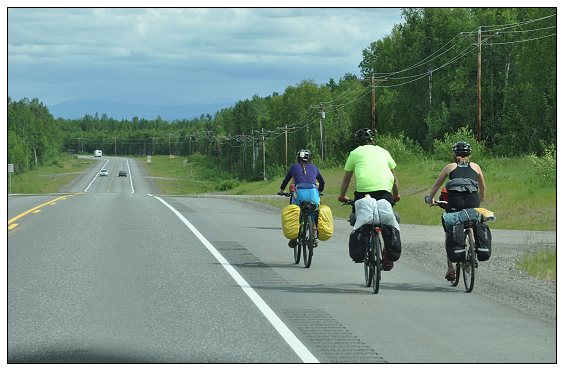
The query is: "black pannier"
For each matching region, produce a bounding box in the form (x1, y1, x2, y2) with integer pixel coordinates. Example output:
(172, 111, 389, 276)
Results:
(474, 222, 492, 261)
(349, 225, 371, 262)
(381, 224, 401, 262)
(446, 224, 466, 262)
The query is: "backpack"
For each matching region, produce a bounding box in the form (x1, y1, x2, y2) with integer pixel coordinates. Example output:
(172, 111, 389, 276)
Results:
(445, 224, 466, 262)
(381, 224, 401, 262)
(349, 225, 371, 262)
(474, 222, 492, 261)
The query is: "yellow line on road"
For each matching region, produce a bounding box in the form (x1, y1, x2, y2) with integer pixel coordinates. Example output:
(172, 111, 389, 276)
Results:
(7, 193, 79, 225)
(8, 224, 18, 230)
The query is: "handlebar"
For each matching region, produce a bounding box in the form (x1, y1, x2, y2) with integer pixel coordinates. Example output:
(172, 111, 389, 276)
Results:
(430, 200, 448, 209)
(277, 192, 323, 197)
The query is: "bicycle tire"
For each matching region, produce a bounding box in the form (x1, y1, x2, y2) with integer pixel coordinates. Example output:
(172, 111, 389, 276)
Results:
(293, 242, 301, 264)
(451, 263, 460, 286)
(372, 231, 382, 294)
(364, 231, 373, 287)
(302, 213, 314, 268)
(462, 228, 476, 293)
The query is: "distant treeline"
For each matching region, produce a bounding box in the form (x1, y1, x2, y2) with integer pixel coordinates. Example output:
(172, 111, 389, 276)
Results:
(8, 8, 555, 179)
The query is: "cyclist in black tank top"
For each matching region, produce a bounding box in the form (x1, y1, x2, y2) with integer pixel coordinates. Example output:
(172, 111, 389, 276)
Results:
(423, 141, 487, 282)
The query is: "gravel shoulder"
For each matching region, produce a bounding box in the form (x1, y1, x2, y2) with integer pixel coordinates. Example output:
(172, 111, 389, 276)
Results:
(210, 195, 557, 325)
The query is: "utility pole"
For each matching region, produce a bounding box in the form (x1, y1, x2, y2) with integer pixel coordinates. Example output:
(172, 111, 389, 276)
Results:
(309, 103, 326, 161)
(461, 28, 499, 142)
(284, 124, 288, 168)
(261, 128, 266, 181)
(114, 137, 117, 156)
(367, 75, 387, 133)
(75, 138, 83, 154)
(477, 26, 482, 142)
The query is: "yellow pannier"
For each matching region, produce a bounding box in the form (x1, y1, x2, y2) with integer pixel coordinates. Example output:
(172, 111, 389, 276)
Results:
(281, 204, 300, 240)
(317, 204, 333, 241)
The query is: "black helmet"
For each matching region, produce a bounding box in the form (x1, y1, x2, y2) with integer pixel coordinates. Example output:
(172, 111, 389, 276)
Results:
(354, 128, 374, 144)
(296, 149, 311, 162)
(452, 141, 472, 156)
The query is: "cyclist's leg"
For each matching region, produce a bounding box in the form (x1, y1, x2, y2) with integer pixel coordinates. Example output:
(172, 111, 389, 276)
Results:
(441, 216, 456, 280)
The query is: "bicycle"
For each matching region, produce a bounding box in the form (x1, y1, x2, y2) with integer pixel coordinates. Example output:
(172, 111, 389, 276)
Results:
(343, 199, 383, 294)
(431, 200, 477, 293)
(280, 192, 319, 268)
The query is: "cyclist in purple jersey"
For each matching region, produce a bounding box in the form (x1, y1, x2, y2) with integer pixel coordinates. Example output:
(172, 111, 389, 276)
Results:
(278, 149, 325, 248)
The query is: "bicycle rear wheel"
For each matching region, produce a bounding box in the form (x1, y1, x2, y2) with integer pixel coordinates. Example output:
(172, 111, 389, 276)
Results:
(293, 242, 301, 264)
(372, 232, 382, 294)
(364, 232, 373, 287)
(462, 228, 476, 293)
(302, 213, 314, 268)
(451, 263, 460, 286)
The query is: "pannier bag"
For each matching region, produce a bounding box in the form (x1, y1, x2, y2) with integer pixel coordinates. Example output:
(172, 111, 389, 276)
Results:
(474, 222, 492, 261)
(317, 204, 333, 241)
(281, 204, 300, 240)
(442, 208, 481, 230)
(349, 224, 372, 262)
(446, 224, 466, 262)
(353, 195, 400, 231)
(381, 224, 401, 262)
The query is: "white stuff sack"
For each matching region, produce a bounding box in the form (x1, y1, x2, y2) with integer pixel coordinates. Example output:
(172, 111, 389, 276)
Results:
(353, 195, 399, 231)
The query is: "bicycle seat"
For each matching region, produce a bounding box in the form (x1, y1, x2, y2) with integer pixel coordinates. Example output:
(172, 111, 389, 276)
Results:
(300, 201, 317, 212)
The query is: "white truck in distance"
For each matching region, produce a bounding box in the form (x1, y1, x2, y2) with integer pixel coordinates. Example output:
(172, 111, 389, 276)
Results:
(94, 150, 102, 157)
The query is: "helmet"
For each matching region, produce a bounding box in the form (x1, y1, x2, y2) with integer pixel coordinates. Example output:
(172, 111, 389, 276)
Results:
(452, 141, 472, 156)
(354, 128, 374, 144)
(296, 149, 311, 162)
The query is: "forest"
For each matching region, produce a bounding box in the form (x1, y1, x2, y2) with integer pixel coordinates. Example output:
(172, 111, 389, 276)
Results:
(8, 8, 556, 180)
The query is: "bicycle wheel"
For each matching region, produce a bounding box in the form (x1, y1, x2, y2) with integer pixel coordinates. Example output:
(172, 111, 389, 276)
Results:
(451, 263, 460, 287)
(293, 240, 301, 264)
(364, 231, 374, 287)
(372, 232, 382, 294)
(302, 213, 314, 268)
(462, 228, 476, 293)
(294, 213, 303, 264)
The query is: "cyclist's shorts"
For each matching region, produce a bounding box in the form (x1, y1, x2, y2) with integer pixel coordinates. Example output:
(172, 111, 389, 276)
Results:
(295, 185, 320, 206)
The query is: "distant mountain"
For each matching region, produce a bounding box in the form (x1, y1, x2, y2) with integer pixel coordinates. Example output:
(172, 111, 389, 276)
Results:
(48, 99, 234, 121)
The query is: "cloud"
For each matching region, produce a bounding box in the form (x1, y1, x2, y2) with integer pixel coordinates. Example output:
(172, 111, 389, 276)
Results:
(7, 8, 403, 107)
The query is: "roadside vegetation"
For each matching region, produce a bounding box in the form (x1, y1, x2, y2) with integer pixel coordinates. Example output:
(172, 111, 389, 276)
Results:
(8, 154, 96, 194)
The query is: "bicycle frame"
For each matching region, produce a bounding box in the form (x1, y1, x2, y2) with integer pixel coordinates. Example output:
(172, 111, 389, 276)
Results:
(298, 201, 318, 268)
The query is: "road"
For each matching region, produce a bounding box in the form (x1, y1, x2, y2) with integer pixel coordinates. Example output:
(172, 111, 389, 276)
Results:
(7, 156, 556, 363)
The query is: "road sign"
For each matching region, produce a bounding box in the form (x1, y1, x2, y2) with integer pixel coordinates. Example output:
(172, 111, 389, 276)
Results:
(8, 163, 14, 172)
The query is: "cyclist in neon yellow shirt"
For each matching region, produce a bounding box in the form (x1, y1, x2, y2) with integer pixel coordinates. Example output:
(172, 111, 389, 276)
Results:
(338, 128, 400, 269)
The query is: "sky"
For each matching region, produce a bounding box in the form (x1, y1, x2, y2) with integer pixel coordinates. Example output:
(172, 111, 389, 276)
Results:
(6, 5, 405, 119)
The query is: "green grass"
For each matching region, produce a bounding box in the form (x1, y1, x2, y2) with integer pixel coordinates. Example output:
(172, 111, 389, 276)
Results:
(137, 156, 217, 195)
(140, 154, 556, 231)
(9, 155, 97, 194)
(516, 249, 556, 282)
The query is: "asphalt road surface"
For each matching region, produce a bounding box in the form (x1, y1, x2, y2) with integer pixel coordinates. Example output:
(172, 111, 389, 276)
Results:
(7, 156, 556, 363)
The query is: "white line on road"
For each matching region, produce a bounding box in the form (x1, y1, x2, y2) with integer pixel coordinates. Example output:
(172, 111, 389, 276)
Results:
(153, 195, 319, 363)
(84, 159, 109, 192)
(126, 159, 135, 194)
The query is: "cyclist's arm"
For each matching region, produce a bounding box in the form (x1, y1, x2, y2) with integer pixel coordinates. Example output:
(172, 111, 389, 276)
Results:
(391, 168, 399, 200)
(427, 165, 451, 201)
(316, 170, 325, 192)
(279, 169, 293, 193)
(338, 170, 354, 202)
(473, 163, 486, 201)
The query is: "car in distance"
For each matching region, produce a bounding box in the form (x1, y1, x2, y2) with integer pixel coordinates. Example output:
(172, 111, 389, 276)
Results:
(99, 169, 109, 177)
(119, 170, 127, 177)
